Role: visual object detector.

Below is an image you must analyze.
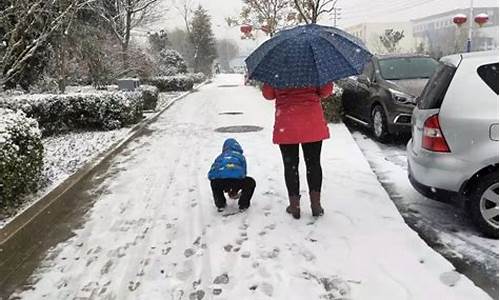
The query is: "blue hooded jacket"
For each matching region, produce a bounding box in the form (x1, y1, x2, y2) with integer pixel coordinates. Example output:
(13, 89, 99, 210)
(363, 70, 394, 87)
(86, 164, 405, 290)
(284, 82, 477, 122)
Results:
(208, 138, 247, 180)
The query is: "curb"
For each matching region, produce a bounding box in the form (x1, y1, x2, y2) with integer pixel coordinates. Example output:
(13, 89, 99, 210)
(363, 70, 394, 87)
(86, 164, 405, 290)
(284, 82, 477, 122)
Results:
(0, 81, 208, 248)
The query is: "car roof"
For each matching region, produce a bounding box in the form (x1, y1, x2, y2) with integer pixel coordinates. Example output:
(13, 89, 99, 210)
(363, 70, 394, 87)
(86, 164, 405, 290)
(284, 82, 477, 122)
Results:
(441, 50, 499, 67)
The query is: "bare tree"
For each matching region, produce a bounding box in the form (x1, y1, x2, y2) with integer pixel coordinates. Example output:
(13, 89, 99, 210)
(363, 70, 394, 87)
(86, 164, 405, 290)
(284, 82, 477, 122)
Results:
(293, 0, 338, 24)
(379, 29, 405, 53)
(227, 0, 294, 37)
(173, 0, 195, 35)
(91, 0, 162, 68)
(0, 0, 95, 89)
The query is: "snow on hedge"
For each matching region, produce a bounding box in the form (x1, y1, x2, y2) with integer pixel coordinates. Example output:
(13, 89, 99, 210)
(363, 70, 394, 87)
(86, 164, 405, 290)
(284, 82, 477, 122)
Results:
(157, 49, 188, 76)
(145, 75, 195, 92)
(140, 85, 159, 111)
(189, 72, 206, 84)
(0, 91, 144, 136)
(0, 109, 43, 207)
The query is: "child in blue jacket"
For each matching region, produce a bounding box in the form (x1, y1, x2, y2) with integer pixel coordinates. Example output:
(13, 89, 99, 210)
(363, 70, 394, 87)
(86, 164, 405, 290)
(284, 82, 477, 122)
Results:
(208, 138, 256, 212)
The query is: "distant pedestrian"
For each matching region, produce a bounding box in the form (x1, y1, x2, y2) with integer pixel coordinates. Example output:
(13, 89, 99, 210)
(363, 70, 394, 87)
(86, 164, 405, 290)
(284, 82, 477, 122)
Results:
(262, 82, 333, 219)
(208, 138, 256, 212)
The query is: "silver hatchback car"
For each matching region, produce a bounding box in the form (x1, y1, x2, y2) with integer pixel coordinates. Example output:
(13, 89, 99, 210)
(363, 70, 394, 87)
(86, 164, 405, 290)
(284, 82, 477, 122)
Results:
(408, 50, 499, 238)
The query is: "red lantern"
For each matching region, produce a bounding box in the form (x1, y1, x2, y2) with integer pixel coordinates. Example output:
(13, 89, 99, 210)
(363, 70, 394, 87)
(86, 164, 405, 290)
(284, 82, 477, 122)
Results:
(453, 14, 468, 26)
(474, 13, 489, 27)
(240, 24, 253, 34)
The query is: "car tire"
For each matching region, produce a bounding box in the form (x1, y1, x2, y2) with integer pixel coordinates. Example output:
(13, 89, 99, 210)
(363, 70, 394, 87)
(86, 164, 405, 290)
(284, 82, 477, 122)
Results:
(371, 105, 389, 142)
(469, 171, 499, 238)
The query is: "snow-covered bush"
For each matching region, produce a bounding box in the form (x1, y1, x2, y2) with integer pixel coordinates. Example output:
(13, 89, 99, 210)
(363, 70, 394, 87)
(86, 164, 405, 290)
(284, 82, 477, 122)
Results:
(140, 85, 159, 110)
(145, 75, 194, 92)
(0, 109, 43, 207)
(0, 92, 143, 136)
(157, 49, 188, 76)
(322, 84, 344, 123)
(188, 72, 207, 84)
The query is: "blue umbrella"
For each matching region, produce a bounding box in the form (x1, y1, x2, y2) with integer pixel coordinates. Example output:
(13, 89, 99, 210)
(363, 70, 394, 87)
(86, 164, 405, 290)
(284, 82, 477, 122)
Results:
(245, 24, 373, 89)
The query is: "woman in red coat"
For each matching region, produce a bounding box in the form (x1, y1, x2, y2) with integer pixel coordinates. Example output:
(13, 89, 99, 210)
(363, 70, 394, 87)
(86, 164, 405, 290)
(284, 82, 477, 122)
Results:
(262, 82, 333, 219)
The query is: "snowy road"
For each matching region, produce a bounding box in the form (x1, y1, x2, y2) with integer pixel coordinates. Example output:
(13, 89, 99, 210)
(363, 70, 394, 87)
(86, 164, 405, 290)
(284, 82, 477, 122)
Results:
(349, 127, 499, 299)
(1, 75, 493, 299)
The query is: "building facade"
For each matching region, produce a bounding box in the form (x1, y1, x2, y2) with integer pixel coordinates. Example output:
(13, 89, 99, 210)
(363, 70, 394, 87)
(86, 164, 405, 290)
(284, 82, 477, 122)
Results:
(344, 22, 416, 54)
(412, 7, 499, 56)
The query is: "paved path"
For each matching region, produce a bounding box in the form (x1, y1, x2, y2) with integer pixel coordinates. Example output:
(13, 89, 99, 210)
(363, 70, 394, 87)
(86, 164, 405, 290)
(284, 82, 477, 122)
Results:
(2, 75, 492, 299)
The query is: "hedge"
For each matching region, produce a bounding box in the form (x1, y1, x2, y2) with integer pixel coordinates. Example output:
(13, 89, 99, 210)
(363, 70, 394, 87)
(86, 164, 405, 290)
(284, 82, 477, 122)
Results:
(0, 109, 44, 207)
(0, 91, 144, 136)
(322, 84, 344, 123)
(140, 85, 159, 111)
(145, 75, 195, 92)
(189, 72, 207, 84)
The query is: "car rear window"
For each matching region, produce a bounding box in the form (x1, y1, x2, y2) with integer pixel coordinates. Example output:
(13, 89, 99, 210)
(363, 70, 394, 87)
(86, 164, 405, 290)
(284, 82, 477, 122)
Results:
(477, 63, 499, 95)
(378, 57, 439, 80)
(418, 63, 456, 109)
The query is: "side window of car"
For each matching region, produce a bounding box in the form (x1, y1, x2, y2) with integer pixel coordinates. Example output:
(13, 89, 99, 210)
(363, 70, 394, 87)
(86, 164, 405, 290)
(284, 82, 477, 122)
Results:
(362, 62, 374, 80)
(477, 63, 499, 95)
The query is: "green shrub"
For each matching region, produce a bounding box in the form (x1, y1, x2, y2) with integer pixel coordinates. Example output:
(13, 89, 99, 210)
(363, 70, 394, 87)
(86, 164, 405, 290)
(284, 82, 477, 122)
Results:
(0, 109, 43, 207)
(0, 92, 144, 136)
(140, 85, 159, 110)
(189, 72, 207, 84)
(145, 75, 194, 92)
(322, 84, 344, 123)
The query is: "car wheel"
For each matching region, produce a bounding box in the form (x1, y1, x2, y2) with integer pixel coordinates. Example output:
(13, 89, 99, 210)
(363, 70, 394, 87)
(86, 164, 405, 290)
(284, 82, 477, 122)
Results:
(469, 171, 499, 238)
(371, 105, 389, 142)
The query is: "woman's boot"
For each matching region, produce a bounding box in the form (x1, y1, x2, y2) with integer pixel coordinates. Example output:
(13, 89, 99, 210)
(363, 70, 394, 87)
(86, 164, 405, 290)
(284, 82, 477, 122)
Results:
(286, 195, 301, 219)
(310, 191, 324, 217)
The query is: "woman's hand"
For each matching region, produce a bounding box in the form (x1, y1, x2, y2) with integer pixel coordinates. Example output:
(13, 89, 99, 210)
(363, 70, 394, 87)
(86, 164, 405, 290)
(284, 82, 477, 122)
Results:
(262, 83, 276, 100)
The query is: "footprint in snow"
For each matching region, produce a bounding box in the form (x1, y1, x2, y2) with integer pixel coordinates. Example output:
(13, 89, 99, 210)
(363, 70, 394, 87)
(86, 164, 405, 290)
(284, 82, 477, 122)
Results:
(241, 251, 251, 258)
(302, 272, 351, 299)
(184, 248, 195, 258)
(213, 288, 223, 295)
(213, 273, 230, 284)
(265, 223, 276, 230)
(236, 237, 248, 245)
(128, 281, 141, 292)
(260, 247, 280, 259)
(440, 271, 461, 287)
(192, 279, 202, 290)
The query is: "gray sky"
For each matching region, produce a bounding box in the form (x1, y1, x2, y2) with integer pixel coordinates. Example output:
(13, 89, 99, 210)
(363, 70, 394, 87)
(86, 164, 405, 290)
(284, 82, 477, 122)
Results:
(148, 0, 498, 54)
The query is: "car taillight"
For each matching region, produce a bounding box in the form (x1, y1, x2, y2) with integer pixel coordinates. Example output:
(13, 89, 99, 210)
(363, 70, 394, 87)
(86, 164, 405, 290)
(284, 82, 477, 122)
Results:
(422, 114, 450, 152)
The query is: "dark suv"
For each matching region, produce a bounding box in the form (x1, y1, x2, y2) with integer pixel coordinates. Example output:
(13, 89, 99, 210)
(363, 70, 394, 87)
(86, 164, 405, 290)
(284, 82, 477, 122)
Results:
(339, 54, 439, 142)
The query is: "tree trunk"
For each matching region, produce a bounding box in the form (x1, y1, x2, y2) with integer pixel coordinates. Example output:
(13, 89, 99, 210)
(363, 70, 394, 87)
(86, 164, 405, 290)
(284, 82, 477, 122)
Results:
(57, 38, 67, 93)
(122, 3, 133, 70)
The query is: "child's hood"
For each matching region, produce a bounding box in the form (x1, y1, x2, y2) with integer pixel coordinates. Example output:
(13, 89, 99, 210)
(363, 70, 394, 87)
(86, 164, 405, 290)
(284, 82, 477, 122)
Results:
(222, 138, 243, 154)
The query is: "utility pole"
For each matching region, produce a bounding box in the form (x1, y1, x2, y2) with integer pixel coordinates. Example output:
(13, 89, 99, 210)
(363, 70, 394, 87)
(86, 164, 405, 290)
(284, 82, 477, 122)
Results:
(467, 0, 473, 52)
(332, 7, 342, 27)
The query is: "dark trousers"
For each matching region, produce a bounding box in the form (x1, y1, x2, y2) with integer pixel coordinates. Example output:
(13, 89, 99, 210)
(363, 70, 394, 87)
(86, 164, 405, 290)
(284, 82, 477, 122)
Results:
(210, 177, 256, 209)
(279, 141, 323, 197)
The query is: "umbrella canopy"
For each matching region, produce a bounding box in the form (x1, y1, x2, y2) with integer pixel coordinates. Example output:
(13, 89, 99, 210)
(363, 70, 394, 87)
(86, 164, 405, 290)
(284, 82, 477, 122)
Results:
(245, 24, 373, 89)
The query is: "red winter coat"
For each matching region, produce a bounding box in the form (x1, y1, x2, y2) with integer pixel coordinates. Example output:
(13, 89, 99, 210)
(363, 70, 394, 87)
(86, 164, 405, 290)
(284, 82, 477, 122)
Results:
(262, 83, 333, 145)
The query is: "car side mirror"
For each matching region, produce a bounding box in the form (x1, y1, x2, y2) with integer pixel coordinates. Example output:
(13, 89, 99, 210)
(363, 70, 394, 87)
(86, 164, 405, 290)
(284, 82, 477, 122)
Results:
(358, 75, 371, 86)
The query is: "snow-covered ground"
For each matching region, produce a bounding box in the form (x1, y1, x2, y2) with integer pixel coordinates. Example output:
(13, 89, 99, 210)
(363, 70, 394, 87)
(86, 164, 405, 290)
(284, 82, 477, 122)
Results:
(0, 92, 182, 229)
(349, 128, 499, 298)
(5, 75, 493, 299)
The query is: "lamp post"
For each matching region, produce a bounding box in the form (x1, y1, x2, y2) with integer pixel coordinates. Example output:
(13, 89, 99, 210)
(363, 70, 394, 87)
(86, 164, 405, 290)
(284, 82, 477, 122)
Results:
(467, 0, 473, 52)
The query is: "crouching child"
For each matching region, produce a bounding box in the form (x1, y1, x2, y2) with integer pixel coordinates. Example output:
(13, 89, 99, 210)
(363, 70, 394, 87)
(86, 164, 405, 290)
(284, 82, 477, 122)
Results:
(208, 138, 256, 212)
